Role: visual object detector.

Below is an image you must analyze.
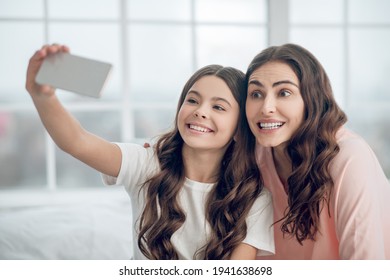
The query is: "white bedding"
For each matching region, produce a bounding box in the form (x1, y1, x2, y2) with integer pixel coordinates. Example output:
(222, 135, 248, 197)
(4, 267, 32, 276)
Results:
(0, 189, 133, 260)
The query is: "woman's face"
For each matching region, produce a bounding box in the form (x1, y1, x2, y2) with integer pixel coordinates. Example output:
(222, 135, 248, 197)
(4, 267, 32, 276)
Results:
(246, 61, 305, 150)
(177, 75, 240, 154)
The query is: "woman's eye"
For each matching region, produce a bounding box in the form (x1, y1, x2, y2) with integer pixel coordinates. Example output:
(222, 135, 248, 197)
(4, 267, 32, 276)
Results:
(250, 91, 263, 99)
(280, 90, 291, 97)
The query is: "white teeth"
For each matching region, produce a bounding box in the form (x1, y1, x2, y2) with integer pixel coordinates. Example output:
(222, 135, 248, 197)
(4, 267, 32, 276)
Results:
(259, 122, 283, 129)
(189, 124, 211, 132)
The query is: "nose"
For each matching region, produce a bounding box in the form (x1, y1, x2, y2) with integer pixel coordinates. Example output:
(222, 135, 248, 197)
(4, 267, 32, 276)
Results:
(194, 108, 208, 119)
(261, 96, 276, 115)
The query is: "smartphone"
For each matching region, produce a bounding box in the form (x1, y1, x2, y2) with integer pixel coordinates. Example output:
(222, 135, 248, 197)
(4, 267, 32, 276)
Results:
(35, 52, 112, 98)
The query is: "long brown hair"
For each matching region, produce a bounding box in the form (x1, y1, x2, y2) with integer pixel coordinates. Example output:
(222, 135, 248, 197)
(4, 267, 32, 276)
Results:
(246, 44, 347, 243)
(138, 65, 263, 259)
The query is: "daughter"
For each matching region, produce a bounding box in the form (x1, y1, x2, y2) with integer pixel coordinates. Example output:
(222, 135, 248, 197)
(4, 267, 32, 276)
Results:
(26, 44, 274, 260)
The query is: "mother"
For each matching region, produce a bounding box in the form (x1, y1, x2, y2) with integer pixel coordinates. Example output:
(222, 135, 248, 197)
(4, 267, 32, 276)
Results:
(244, 43, 390, 259)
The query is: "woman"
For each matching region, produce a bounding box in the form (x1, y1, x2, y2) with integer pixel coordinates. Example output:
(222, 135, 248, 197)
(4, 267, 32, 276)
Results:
(245, 43, 390, 259)
(26, 44, 274, 259)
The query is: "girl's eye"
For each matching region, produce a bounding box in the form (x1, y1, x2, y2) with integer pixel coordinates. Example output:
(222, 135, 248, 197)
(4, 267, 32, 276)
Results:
(280, 90, 291, 97)
(186, 97, 198, 104)
(213, 105, 225, 111)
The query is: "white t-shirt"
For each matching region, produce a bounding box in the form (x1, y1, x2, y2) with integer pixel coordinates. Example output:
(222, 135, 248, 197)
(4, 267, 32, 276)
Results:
(102, 143, 274, 259)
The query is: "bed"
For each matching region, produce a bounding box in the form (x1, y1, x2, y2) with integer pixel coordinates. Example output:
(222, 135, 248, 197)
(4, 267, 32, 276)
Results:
(0, 188, 133, 260)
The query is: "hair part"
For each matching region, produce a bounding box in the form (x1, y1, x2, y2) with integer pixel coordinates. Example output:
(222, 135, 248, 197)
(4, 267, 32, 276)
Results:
(246, 43, 347, 243)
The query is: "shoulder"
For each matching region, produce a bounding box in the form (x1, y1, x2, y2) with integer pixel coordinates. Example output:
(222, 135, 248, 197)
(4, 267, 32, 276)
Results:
(336, 127, 372, 155)
(103, 142, 159, 189)
(120, 142, 159, 173)
(331, 127, 379, 172)
(116, 142, 155, 159)
(328, 128, 390, 259)
(330, 127, 389, 208)
(248, 188, 273, 217)
(244, 187, 275, 255)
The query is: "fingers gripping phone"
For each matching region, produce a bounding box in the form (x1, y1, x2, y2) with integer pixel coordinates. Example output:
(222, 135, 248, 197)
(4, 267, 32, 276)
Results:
(35, 52, 112, 98)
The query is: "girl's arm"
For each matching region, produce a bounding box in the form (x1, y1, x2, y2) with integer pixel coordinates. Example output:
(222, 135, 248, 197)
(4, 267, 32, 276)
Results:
(229, 243, 257, 260)
(26, 44, 121, 177)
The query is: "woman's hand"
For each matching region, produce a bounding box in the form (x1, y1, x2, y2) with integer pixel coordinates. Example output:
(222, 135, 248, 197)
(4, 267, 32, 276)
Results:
(25, 44, 70, 98)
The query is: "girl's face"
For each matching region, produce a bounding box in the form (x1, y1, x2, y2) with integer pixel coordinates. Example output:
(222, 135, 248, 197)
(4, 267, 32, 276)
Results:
(246, 61, 305, 150)
(178, 75, 240, 153)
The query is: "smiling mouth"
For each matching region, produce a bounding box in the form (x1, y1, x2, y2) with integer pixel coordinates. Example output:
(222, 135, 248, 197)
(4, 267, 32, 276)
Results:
(188, 124, 213, 133)
(258, 122, 284, 130)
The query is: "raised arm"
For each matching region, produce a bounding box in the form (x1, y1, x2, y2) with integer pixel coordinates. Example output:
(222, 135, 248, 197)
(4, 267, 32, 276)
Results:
(25, 44, 121, 177)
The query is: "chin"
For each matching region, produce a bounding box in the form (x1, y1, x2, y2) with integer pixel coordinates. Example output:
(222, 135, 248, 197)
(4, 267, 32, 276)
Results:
(256, 140, 273, 147)
(256, 138, 286, 149)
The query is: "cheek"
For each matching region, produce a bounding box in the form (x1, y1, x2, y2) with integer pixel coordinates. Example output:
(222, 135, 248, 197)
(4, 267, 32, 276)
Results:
(223, 111, 240, 134)
(296, 101, 305, 122)
(177, 105, 189, 119)
(245, 101, 257, 120)
(230, 117, 240, 133)
(289, 102, 305, 126)
(177, 107, 187, 127)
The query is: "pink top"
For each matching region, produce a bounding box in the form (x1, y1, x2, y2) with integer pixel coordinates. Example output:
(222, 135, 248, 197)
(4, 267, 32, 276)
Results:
(255, 127, 390, 259)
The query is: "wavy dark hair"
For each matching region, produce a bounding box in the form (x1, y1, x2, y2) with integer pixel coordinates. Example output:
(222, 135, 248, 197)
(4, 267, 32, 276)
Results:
(246, 44, 347, 244)
(137, 64, 263, 259)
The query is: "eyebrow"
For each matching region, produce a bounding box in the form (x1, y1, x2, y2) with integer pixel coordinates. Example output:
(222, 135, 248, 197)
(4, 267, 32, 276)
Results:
(248, 79, 299, 89)
(187, 90, 233, 107)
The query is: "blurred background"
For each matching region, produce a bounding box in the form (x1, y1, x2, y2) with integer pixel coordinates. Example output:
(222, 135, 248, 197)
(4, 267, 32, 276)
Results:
(0, 0, 389, 190)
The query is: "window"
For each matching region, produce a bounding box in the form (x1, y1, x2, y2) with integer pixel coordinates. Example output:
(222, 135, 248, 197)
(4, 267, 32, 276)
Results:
(289, 0, 390, 178)
(0, 0, 267, 190)
(1, 0, 388, 192)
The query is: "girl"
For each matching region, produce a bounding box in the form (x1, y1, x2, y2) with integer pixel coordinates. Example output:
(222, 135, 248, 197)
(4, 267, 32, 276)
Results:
(245, 43, 390, 259)
(26, 44, 274, 260)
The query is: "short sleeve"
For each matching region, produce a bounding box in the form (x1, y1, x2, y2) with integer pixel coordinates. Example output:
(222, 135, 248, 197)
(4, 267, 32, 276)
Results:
(243, 188, 275, 256)
(101, 143, 158, 194)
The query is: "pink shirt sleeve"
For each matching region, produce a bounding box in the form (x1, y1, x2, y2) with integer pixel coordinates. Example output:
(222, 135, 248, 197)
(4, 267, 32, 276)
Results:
(331, 130, 390, 259)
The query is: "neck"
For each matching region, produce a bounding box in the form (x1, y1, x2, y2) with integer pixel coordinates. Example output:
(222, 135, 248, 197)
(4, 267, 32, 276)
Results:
(182, 146, 226, 183)
(272, 145, 292, 191)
